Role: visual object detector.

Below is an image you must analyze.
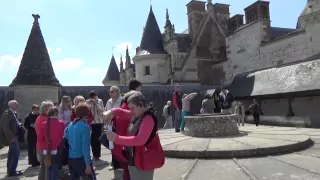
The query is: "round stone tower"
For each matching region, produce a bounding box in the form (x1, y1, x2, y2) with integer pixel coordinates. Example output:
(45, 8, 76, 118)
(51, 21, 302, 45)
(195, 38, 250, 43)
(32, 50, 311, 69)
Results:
(133, 6, 169, 84)
(10, 14, 61, 119)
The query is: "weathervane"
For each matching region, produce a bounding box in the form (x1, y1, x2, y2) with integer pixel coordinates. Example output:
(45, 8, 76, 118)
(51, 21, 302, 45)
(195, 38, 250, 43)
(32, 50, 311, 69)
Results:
(32, 14, 40, 24)
(112, 46, 115, 56)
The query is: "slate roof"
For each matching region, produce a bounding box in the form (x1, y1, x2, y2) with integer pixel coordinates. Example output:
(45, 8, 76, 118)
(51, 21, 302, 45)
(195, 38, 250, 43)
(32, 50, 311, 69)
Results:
(175, 34, 192, 53)
(102, 55, 120, 83)
(136, 6, 167, 56)
(228, 54, 320, 97)
(10, 14, 61, 87)
(269, 27, 296, 40)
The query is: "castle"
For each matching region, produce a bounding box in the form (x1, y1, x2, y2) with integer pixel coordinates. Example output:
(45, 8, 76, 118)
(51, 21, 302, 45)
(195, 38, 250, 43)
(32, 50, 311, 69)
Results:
(2, 0, 320, 128)
(103, 0, 320, 86)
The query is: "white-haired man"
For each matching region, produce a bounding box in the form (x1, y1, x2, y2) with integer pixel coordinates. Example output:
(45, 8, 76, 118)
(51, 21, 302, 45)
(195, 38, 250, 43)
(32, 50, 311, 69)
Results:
(0, 100, 23, 177)
(105, 86, 122, 171)
(162, 101, 173, 129)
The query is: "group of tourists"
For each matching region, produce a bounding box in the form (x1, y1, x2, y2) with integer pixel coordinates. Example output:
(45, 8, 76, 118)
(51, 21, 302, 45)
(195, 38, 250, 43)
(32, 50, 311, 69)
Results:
(0, 79, 165, 180)
(163, 85, 263, 133)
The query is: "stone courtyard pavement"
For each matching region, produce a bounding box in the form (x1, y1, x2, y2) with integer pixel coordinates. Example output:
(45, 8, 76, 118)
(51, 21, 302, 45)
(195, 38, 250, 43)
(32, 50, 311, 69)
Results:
(1, 124, 320, 180)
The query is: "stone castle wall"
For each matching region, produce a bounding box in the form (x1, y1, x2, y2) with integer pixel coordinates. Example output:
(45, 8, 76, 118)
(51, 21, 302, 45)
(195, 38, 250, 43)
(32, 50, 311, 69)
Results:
(0, 85, 215, 127)
(225, 20, 320, 80)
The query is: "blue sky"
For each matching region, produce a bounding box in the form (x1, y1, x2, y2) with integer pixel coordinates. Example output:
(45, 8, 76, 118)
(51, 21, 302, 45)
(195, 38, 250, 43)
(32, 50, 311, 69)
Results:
(0, 0, 305, 86)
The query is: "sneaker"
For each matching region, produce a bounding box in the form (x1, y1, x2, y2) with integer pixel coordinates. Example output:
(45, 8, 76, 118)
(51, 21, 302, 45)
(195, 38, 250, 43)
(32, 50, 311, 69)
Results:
(108, 165, 114, 171)
(92, 157, 100, 161)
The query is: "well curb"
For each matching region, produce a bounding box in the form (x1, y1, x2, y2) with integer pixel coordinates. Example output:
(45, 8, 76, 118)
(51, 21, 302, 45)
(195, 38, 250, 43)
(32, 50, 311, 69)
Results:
(163, 137, 314, 159)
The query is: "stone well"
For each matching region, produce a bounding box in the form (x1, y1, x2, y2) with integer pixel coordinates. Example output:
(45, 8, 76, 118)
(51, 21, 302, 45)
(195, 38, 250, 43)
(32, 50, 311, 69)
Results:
(184, 113, 239, 137)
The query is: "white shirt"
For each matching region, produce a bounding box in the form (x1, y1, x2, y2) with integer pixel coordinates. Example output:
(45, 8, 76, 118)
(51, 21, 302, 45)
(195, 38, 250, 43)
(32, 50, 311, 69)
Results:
(105, 96, 122, 110)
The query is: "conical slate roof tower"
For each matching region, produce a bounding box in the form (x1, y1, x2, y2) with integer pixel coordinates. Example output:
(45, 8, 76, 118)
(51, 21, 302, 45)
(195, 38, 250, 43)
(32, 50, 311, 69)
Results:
(102, 55, 120, 85)
(137, 6, 166, 55)
(10, 14, 61, 87)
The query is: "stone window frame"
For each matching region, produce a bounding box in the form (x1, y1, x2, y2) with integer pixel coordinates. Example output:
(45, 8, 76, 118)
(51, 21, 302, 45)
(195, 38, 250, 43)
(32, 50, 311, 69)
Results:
(144, 65, 151, 76)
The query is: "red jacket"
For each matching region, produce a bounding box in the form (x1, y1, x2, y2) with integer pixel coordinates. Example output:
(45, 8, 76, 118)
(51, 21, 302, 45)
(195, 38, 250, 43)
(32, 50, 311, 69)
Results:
(38, 117, 65, 151)
(35, 114, 47, 150)
(111, 102, 131, 162)
(113, 107, 165, 170)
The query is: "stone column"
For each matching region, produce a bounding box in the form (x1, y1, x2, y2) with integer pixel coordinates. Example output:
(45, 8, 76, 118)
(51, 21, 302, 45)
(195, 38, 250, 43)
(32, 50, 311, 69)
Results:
(13, 85, 59, 120)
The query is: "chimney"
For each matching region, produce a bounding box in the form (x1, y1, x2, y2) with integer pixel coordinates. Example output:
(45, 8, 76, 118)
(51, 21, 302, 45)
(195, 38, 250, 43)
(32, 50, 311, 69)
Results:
(186, 0, 206, 39)
(244, 1, 270, 24)
(227, 14, 244, 34)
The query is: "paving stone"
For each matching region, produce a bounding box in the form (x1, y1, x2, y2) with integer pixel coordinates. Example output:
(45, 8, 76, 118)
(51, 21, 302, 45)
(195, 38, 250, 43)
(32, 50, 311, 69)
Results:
(186, 159, 251, 180)
(161, 136, 193, 146)
(1, 125, 320, 179)
(206, 138, 250, 151)
(237, 157, 320, 180)
(161, 127, 312, 159)
(154, 158, 195, 180)
(271, 153, 320, 174)
(232, 136, 293, 148)
(298, 148, 320, 157)
(247, 133, 310, 142)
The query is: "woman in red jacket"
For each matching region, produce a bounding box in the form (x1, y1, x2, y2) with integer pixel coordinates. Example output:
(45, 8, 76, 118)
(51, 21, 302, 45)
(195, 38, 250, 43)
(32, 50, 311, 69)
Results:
(35, 100, 54, 180)
(103, 91, 136, 180)
(38, 106, 65, 180)
(104, 91, 165, 180)
(71, 96, 93, 125)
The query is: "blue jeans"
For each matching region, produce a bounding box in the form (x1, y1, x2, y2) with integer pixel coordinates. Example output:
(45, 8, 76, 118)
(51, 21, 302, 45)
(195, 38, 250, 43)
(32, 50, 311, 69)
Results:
(47, 163, 59, 180)
(180, 111, 189, 131)
(7, 140, 20, 175)
(174, 109, 182, 132)
(69, 157, 96, 180)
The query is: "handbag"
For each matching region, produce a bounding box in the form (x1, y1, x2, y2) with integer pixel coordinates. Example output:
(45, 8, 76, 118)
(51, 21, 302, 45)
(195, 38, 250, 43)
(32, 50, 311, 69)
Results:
(134, 111, 165, 170)
(99, 133, 110, 149)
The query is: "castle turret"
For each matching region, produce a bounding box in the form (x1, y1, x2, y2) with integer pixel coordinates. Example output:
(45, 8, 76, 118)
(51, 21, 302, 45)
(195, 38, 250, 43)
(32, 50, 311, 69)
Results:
(298, 0, 320, 28)
(133, 5, 168, 84)
(10, 14, 61, 119)
(102, 55, 120, 86)
(11, 14, 60, 87)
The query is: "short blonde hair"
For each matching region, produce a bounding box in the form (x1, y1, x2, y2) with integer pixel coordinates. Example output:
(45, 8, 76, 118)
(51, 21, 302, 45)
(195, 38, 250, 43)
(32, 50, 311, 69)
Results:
(39, 100, 54, 114)
(74, 96, 85, 106)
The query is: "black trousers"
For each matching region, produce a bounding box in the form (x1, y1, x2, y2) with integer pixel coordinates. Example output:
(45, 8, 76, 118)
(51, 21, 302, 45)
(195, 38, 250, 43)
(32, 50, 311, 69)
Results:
(91, 124, 102, 158)
(253, 115, 260, 126)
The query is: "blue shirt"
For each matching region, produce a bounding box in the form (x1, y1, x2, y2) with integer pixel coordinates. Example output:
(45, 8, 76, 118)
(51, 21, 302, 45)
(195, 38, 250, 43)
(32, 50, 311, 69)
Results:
(65, 120, 91, 165)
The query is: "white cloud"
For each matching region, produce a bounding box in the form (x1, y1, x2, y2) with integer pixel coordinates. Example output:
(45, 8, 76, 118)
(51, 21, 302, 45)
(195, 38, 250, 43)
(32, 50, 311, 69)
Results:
(0, 55, 22, 69)
(117, 42, 132, 54)
(47, 48, 52, 54)
(55, 48, 62, 54)
(80, 67, 101, 74)
(52, 58, 84, 72)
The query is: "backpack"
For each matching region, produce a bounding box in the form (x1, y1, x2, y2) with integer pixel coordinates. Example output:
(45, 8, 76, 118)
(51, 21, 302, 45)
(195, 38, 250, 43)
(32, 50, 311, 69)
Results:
(56, 119, 82, 166)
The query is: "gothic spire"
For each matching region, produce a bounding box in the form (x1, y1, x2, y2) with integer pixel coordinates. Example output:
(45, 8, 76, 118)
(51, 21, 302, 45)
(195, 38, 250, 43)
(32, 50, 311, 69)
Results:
(137, 6, 166, 55)
(125, 45, 131, 68)
(164, 8, 172, 28)
(102, 55, 120, 84)
(120, 54, 124, 71)
(10, 14, 61, 87)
